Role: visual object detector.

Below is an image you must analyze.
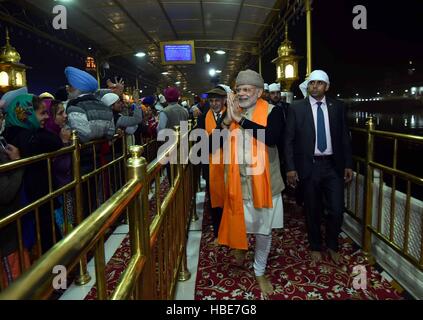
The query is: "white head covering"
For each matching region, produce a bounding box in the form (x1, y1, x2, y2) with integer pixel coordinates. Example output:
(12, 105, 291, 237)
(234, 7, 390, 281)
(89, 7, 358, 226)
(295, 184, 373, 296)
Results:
(101, 92, 120, 107)
(39, 92, 55, 100)
(299, 70, 330, 98)
(181, 101, 188, 107)
(158, 94, 166, 104)
(264, 83, 269, 91)
(217, 84, 232, 94)
(269, 83, 280, 93)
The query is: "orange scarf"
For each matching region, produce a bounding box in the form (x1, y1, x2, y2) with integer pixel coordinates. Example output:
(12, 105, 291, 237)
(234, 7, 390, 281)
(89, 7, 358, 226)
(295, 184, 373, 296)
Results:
(205, 109, 226, 208)
(218, 99, 272, 250)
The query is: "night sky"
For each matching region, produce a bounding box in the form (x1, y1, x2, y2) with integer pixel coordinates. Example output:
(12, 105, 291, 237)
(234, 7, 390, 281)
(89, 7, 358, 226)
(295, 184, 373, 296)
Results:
(1, 0, 422, 98)
(261, 0, 423, 98)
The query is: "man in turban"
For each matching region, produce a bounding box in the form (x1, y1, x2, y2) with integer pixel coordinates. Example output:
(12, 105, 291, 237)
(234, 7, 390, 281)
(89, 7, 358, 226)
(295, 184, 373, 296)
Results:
(284, 70, 353, 265)
(65, 66, 115, 144)
(157, 87, 188, 133)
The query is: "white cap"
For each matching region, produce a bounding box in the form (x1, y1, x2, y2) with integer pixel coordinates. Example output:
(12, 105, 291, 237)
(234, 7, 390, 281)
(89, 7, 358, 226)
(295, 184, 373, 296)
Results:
(181, 101, 188, 107)
(101, 92, 120, 107)
(158, 94, 166, 104)
(217, 84, 232, 94)
(269, 83, 280, 92)
(264, 83, 269, 91)
(299, 70, 330, 98)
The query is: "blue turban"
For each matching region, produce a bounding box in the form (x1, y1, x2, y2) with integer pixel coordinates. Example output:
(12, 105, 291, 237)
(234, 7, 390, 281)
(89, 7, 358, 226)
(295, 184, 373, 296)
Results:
(64, 66, 98, 93)
(143, 96, 155, 106)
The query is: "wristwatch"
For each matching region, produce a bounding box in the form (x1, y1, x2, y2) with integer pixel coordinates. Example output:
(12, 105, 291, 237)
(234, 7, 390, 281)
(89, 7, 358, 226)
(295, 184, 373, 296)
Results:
(222, 119, 231, 127)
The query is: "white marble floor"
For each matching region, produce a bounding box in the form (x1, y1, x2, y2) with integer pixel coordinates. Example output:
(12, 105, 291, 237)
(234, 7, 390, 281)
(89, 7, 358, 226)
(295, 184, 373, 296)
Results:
(174, 191, 205, 300)
(59, 224, 129, 300)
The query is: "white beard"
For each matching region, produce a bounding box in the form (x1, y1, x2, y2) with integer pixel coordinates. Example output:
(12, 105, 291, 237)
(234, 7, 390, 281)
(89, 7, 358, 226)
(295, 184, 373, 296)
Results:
(239, 97, 257, 109)
(68, 89, 82, 100)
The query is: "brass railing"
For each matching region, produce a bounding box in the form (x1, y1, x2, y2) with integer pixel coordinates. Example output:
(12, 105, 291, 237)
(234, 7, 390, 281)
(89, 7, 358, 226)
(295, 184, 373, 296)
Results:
(0, 120, 199, 299)
(348, 117, 423, 271)
(0, 131, 129, 290)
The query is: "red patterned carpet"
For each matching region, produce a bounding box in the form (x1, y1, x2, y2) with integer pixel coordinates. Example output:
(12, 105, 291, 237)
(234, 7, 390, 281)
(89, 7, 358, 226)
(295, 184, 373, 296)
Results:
(194, 197, 405, 300)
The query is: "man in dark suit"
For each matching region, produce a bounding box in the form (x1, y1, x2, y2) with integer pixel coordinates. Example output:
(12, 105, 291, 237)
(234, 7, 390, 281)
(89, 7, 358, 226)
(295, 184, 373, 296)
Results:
(284, 70, 353, 264)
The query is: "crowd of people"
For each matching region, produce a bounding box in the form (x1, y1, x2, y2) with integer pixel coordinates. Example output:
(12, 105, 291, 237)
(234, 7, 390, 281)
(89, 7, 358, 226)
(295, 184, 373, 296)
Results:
(0, 65, 353, 299)
(0, 66, 195, 288)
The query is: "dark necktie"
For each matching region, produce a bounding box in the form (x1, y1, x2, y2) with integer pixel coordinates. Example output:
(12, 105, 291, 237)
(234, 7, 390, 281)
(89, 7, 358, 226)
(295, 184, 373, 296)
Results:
(316, 101, 327, 153)
(215, 113, 221, 123)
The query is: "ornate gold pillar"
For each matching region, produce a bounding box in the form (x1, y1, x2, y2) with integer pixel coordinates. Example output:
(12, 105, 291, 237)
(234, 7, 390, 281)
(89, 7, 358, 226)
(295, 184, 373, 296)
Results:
(305, 0, 312, 77)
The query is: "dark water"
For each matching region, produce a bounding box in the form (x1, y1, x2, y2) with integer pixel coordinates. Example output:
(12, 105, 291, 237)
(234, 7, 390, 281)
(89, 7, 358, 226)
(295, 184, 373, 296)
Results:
(347, 99, 423, 200)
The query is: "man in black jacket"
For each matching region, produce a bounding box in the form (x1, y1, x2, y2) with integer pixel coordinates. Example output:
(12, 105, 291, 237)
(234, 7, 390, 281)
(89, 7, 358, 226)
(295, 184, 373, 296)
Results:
(268, 83, 289, 183)
(196, 86, 227, 244)
(284, 70, 353, 264)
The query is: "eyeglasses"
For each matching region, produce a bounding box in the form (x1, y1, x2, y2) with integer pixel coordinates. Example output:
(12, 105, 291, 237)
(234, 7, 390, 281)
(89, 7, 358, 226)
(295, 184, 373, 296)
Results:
(235, 86, 257, 95)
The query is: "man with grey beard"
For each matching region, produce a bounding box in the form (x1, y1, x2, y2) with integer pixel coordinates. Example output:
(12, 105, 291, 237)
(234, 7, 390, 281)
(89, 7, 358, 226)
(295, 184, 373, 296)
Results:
(218, 69, 285, 298)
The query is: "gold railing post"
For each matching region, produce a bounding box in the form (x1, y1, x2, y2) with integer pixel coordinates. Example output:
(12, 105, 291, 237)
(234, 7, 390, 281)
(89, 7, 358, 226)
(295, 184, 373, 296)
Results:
(174, 125, 181, 181)
(305, 0, 313, 77)
(94, 236, 107, 300)
(72, 131, 91, 285)
(126, 145, 149, 299)
(363, 117, 375, 263)
(188, 120, 199, 223)
(175, 125, 191, 283)
(178, 252, 191, 282)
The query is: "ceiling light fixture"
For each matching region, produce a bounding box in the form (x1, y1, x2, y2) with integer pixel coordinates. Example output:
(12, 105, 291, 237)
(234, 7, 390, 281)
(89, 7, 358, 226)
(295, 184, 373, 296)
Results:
(135, 52, 146, 58)
(161, 72, 169, 75)
(209, 68, 216, 77)
(214, 50, 226, 55)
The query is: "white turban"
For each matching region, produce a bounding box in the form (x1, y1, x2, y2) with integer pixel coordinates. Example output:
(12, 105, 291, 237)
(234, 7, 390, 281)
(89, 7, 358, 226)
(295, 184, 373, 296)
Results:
(101, 93, 120, 107)
(264, 83, 269, 91)
(269, 83, 280, 92)
(158, 94, 166, 104)
(299, 70, 330, 98)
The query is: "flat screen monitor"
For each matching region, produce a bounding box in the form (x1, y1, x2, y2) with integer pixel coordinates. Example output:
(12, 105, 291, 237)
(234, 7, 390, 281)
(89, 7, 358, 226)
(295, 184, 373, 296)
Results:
(160, 41, 196, 65)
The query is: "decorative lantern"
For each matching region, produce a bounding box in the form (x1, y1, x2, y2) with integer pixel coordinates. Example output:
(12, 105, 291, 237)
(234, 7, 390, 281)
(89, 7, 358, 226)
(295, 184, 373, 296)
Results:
(0, 28, 29, 94)
(85, 56, 96, 72)
(271, 24, 302, 92)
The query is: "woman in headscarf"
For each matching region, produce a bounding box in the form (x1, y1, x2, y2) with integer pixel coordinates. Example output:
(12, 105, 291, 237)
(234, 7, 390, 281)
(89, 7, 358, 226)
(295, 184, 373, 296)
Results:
(44, 99, 74, 236)
(0, 134, 28, 288)
(2, 94, 64, 255)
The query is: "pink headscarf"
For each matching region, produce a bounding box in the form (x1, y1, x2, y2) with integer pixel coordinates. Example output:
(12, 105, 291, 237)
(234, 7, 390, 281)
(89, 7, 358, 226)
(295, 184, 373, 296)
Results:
(44, 99, 61, 135)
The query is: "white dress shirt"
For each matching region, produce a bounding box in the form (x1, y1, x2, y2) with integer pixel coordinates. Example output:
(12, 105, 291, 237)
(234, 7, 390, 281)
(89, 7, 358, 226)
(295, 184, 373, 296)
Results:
(309, 96, 333, 156)
(213, 111, 223, 122)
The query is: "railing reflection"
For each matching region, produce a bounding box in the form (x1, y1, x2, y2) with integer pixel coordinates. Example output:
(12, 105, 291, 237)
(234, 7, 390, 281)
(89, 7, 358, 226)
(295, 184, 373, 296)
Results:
(348, 117, 423, 271)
